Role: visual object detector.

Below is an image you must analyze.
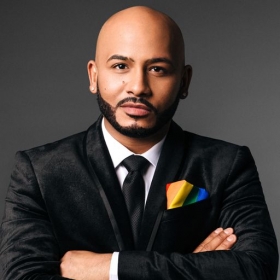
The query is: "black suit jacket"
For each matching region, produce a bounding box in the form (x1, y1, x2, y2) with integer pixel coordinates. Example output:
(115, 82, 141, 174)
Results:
(0, 117, 278, 279)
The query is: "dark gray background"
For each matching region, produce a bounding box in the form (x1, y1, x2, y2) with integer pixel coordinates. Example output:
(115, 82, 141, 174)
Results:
(1, 0, 279, 276)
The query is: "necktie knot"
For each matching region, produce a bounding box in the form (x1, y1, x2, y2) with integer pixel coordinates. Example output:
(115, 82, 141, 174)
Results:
(122, 155, 149, 173)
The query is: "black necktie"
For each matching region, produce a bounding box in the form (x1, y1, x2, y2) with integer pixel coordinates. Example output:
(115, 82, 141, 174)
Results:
(122, 155, 149, 246)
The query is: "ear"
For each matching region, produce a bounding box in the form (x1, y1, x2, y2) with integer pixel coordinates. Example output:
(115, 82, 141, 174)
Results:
(179, 65, 192, 99)
(87, 60, 98, 94)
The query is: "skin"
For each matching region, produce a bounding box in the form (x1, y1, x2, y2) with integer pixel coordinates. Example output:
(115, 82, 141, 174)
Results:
(60, 228, 237, 280)
(88, 6, 192, 153)
(60, 6, 237, 280)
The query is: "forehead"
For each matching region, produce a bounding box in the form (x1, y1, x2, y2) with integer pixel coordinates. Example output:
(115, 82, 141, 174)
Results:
(96, 16, 182, 64)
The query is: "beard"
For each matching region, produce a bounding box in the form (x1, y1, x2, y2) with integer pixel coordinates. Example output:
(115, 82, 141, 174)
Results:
(97, 91, 180, 138)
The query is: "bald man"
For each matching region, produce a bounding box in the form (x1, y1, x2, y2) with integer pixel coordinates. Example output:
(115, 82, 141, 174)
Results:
(0, 6, 278, 280)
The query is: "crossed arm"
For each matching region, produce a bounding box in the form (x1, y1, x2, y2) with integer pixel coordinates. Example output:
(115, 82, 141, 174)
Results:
(60, 227, 237, 280)
(60, 148, 278, 279)
(1, 148, 278, 279)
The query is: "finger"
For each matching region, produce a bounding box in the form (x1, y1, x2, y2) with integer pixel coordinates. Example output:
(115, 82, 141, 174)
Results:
(215, 234, 237, 250)
(193, 227, 223, 253)
(194, 228, 234, 253)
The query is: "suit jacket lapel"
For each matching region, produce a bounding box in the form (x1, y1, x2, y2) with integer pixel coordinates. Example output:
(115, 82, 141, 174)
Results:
(84, 116, 134, 250)
(138, 121, 189, 250)
(84, 118, 189, 251)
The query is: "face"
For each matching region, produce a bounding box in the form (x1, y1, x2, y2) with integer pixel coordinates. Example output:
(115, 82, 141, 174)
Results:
(88, 13, 191, 138)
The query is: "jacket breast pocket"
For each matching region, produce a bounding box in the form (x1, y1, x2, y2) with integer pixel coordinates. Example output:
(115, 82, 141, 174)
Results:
(152, 199, 214, 253)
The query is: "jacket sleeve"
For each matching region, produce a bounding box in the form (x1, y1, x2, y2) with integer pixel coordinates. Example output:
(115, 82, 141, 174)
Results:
(0, 151, 70, 280)
(118, 146, 279, 280)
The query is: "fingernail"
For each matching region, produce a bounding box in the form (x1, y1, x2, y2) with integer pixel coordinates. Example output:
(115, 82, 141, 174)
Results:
(224, 228, 233, 235)
(215, 228, 223, 234)
(227, 235, 234, 242)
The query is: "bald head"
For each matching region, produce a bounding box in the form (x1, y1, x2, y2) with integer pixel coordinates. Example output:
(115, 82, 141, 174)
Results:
(87, 6, 192, 144)
(95, 6, 185, 67)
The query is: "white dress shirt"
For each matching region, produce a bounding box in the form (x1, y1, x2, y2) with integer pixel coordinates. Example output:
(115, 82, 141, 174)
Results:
(101, 119, 165, 280)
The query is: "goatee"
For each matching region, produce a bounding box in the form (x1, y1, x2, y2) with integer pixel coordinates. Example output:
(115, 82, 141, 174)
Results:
(97, 92, 180, 138)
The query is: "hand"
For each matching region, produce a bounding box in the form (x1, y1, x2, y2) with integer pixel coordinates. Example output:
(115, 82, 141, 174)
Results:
(60, 250, 112, 280)
(193, 227, 237, 253)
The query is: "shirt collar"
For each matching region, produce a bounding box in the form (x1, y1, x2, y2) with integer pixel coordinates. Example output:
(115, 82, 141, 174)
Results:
(101, 118, 165, 168)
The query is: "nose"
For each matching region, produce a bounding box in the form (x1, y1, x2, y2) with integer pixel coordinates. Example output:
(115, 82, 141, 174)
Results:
(126, 68, 151, 97)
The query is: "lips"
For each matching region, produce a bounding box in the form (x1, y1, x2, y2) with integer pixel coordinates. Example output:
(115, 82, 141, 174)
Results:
(120, 102, 151, 117)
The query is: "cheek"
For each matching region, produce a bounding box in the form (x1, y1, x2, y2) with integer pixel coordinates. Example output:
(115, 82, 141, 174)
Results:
(151, 80, 180, 106)
(98, 74, 125, 98)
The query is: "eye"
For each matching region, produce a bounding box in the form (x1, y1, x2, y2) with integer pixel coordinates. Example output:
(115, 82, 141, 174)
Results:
(149, 66, 169, 76)
(150, 66, 165, 72)
(113, 63, 128, 70)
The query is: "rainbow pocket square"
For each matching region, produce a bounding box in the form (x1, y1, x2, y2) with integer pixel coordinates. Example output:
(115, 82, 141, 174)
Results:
(166, 180, 209, 209)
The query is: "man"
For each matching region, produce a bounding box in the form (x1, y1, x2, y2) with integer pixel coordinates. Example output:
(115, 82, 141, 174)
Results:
(0, 6, 278, 280)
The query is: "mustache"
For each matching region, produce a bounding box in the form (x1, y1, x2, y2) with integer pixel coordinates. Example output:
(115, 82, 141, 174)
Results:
(116, 97, 158, 114)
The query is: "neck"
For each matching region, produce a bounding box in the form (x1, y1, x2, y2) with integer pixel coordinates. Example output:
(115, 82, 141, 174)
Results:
(104, 119, 170, 154)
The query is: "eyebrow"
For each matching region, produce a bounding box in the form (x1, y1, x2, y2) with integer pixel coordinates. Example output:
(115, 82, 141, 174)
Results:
(107, 55, 134, 62)
(146, 57, 175, 68)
